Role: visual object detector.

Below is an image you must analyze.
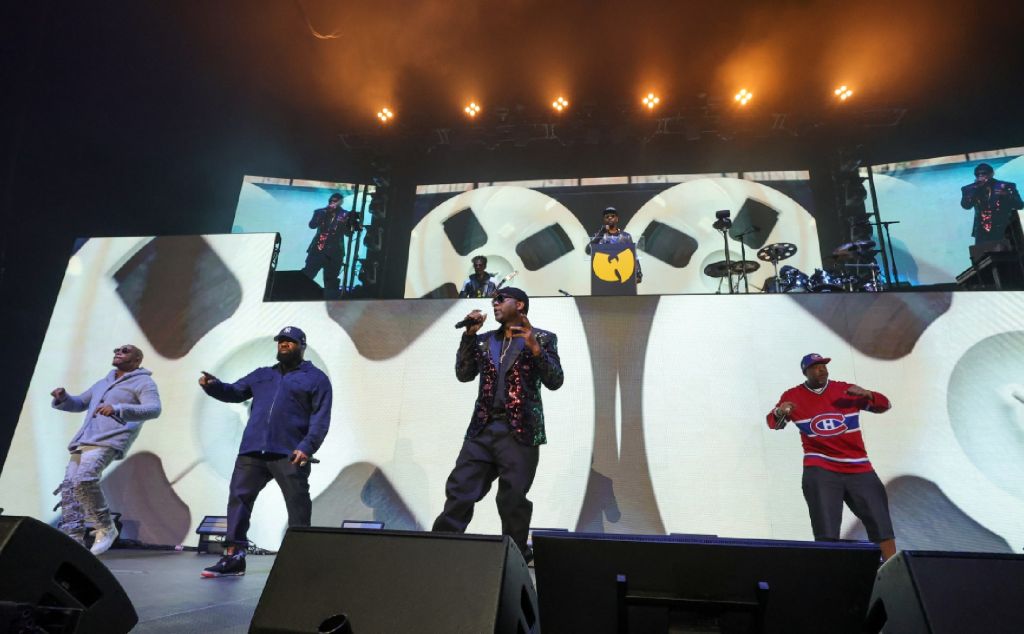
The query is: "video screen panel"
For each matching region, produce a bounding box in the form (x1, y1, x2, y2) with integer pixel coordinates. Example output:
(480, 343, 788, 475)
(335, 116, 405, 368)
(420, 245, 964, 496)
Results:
(232, 175, 374, 289)
(868, 146, 1024, 285)
(405, 172, 822, 298)
(3, 233, 1022, 556)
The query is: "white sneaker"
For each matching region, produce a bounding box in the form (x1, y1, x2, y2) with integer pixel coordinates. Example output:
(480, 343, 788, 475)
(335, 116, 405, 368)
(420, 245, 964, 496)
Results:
(90, 526, 118, 556)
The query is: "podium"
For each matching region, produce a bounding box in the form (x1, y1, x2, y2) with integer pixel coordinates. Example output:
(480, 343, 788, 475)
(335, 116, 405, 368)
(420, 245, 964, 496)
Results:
(590, 242, 638, 296)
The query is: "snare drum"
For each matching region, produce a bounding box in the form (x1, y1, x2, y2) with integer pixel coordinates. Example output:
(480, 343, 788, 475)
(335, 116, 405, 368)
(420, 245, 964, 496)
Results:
(808, 268, 845, 292)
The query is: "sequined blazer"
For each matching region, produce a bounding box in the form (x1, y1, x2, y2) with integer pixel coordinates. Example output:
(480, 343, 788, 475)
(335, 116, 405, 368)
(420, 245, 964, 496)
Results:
(456, 328, 563, 446)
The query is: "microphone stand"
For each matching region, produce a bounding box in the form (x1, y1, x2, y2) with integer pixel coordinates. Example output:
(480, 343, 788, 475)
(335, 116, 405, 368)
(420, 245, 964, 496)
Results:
(714, 220, 734, 294)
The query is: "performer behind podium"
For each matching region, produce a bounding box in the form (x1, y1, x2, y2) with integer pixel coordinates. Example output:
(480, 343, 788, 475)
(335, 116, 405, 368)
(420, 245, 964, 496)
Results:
(767, 353, 897, 561)
(432, 288, 563, 561)
(585, 206, 642, 283)
(960, 163, 1023, 246)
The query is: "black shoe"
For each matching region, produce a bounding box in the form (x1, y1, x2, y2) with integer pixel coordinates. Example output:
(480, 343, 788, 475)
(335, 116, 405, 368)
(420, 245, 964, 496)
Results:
(201, 551, 246, 578)
(522, 546, 534, 566)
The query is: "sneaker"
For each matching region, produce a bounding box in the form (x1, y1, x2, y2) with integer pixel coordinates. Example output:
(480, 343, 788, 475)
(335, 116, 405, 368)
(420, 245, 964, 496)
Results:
(201, 551, 246, 578)
(89, 526, 118, 556)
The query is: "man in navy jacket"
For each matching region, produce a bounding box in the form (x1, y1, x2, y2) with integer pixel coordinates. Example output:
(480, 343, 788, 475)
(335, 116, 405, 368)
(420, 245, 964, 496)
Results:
(198, 326, 332, 577)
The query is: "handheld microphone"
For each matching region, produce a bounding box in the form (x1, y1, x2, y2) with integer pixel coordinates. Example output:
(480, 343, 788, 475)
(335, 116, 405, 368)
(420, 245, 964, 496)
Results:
(454, 316, 484, 329)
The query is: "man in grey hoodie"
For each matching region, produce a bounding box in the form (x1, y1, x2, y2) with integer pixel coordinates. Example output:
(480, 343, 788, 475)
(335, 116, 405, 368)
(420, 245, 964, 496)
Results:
(51, 344, 162, 555)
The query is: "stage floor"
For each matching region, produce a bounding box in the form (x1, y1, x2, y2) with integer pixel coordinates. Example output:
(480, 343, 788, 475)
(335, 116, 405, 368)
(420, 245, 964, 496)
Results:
(103, 548, 538, 632)
(103, 550, 275, 633)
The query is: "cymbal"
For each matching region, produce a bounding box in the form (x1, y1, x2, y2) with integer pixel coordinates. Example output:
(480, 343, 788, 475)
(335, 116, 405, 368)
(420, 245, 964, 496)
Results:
(703, 260, 732, 278)
(731, 260, 760, 274)
(756, 242, 797, 262)
(832, 239, 877, 257)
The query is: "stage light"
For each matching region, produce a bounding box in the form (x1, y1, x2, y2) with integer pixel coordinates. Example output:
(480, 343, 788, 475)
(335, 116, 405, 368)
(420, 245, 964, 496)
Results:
(642, 92, 660, 110)
(552, 96, 569, 112)
(834, 85, 854, 101)
(376, 107, 394, 123)
(464, 101, 481, 118)
(734, 89, 752, 106)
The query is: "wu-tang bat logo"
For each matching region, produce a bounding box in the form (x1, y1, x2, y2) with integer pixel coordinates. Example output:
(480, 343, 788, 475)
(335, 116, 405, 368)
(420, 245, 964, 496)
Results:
(593, 249, 636, 283)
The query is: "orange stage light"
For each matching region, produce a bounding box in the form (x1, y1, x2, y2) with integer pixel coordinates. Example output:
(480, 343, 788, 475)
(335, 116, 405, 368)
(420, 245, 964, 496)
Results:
(834, 85, 854, 101)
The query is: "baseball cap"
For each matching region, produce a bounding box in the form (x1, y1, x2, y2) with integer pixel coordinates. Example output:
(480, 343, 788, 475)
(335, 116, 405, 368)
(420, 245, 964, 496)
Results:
(603, 206, 619, 215)
(274, 326, 307, 347)
(494, 287, 529, 314)
(800, 353, 831, 372)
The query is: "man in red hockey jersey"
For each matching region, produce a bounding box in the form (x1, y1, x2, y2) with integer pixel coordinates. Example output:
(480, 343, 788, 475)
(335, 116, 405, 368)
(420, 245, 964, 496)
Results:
(767, 353, 896, 560)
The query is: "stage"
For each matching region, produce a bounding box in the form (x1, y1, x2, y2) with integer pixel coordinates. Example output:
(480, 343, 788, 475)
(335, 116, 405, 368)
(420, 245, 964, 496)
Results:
(103, 547, 538, 633)
(103, 550, 275, 633)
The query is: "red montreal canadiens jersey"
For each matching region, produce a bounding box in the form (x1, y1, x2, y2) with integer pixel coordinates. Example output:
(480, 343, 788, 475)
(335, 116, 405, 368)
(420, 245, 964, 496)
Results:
(766, 380, 891, 473)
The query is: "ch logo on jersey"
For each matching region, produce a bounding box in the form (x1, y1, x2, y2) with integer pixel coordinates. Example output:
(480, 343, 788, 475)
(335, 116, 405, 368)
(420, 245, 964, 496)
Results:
(809, 413, 848, 436)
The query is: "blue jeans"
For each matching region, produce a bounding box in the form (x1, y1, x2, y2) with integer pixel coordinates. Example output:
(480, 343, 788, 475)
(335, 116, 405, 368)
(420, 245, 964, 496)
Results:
(59, 446, 118, 542)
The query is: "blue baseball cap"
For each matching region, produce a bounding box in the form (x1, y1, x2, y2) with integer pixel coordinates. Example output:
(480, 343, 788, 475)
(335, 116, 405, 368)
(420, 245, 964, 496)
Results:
(274, 326, 306, 346)
(800, 353, 831, 373)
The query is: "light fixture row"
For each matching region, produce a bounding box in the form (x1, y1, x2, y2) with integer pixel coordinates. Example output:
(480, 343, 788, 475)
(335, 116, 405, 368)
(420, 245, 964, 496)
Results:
(375, 86, 854, 123)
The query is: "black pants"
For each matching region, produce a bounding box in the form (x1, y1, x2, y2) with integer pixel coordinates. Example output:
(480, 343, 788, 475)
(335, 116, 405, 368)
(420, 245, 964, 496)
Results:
(226, 453, 312, 546)
(801, 466, 894, 543)
(302, 250, 343, 291)
(432, 418, 540, 553)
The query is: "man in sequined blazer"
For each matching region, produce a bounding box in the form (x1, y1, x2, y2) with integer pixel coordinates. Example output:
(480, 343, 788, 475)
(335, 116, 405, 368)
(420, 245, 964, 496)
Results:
(432, 287, 563, 561)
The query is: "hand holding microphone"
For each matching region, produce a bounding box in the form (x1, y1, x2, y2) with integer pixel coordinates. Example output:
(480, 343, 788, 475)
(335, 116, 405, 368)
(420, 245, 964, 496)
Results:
(454, 309, 486, 334)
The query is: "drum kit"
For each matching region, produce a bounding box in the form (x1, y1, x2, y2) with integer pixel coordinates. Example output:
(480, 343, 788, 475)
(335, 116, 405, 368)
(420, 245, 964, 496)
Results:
(703, 239, 884, 293)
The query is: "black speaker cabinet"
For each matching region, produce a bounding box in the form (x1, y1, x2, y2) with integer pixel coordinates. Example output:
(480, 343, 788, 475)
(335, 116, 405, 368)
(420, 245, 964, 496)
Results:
(866, 550, 1024, 633)
(250, 528, 538, 634)
(0, 516, 137, 634)
(267, 270, 325, 301)
(533, 532, 881, 634)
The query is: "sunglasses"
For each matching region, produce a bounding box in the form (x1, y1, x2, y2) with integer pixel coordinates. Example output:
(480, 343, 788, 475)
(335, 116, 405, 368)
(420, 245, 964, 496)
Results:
(113, 346, 134, 354)
(492, 294, 513, 304)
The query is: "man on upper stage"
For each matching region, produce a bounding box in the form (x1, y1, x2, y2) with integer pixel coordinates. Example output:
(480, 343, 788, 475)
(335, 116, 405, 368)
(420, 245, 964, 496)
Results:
(960, 163, 1023, 246)
(302, 192, 358, 293)
(432, 288, 563, 561)
(459, 255, 498, 298)
(585, 206, 643, 283)
(198, 326, 332, 578)
(767, 353, 897, 560)
(51, 344, 162, 555)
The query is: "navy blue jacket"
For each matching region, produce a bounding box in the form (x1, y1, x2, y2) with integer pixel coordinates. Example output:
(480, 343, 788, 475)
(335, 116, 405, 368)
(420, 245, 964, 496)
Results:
(202, 360, 332, 457)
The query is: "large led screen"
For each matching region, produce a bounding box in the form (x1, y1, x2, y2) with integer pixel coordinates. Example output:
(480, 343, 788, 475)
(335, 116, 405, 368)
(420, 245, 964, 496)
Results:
(3, 234, 1023, 556)
(869, 145, 1024, 285)
(406, 172, 822, 298)
(232, 175, 374, 290)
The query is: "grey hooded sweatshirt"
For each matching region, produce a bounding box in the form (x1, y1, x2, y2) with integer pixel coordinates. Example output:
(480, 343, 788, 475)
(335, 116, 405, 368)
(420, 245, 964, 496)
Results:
(52, 367, 162, 459)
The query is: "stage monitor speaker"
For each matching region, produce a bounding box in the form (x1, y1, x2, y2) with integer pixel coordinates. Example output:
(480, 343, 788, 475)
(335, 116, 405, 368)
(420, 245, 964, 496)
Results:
(0, 516, 138, 634)
(533, 532, 880, 634)
(866, 550, 1024, 633)
(250, 528, 538, 634)
(267, 270, 325, 301)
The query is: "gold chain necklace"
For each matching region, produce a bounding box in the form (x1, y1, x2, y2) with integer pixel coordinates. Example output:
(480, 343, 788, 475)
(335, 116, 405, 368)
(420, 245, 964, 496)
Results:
(499, 334, 513, 364)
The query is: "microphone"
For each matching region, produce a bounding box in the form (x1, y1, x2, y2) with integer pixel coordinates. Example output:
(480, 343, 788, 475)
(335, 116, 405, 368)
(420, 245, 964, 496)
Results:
(454, 316, 484, 329)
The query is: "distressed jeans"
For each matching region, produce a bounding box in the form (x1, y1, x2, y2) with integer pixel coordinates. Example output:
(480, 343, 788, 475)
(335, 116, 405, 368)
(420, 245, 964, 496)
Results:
(59, 446, 118, 543)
